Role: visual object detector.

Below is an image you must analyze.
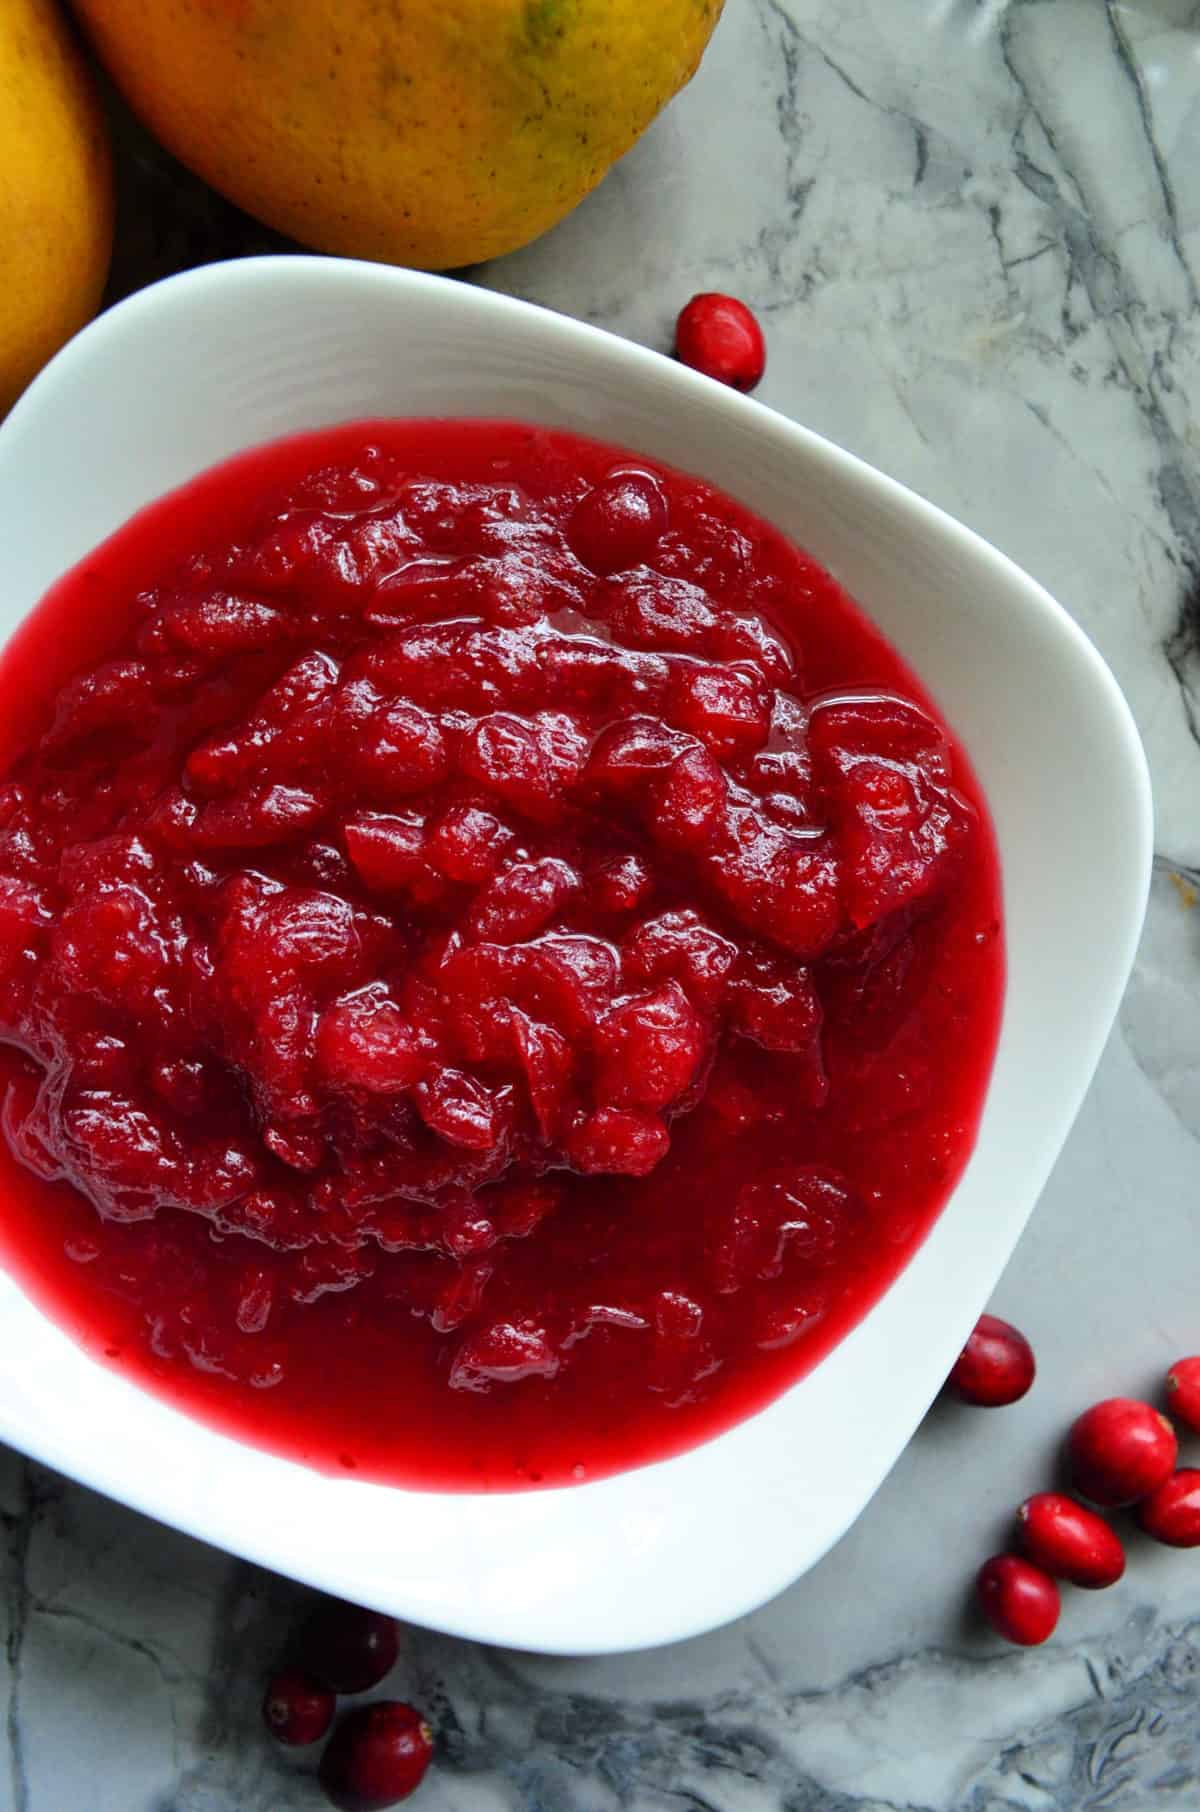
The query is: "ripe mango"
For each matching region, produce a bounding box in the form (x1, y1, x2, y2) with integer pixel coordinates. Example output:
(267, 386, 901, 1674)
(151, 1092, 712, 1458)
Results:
(71, 0, 723, 270)
(1, 1, 112, 414)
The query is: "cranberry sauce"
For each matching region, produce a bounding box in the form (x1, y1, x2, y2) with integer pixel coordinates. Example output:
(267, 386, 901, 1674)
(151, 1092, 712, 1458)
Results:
(0, 420, 1003, 1489)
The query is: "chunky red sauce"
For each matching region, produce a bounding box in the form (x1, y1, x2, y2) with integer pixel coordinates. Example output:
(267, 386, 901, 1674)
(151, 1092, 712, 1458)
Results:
(0, 421, 1002, 1490)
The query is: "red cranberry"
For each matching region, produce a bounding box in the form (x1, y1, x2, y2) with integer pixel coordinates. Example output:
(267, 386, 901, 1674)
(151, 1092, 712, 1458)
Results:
(1137, 1469, 1200, 1548)
(566, 1104, 669, 1176)
(1016, 1492, 1125, 1588)
(1165, 1356, 1200, 1434)
(674, 293, 766, 392)
(319, 1701, 434, 1810)
(590, 851, 654, 917)
(262, 1667, 335, 1746)
(568, 469, 669, 576)
(652, 745, 728, 851)
(946, 1314, 1035, 1407)
(592, 982, 706, 1111)
(296, 1598, 401, 1694)
(1067, 1398, 1178, 1507)
(975, 1554, 1060, 1646)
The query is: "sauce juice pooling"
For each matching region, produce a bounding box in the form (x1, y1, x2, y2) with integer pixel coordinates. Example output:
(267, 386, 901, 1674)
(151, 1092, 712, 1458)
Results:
(0, 421, 1003, 1489)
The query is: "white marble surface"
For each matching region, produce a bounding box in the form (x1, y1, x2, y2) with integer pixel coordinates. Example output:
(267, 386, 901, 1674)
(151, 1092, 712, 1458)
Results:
(7, 0, 1200, 1805)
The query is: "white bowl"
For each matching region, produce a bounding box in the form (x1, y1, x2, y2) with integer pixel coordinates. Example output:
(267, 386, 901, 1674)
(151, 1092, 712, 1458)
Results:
(0, 257, 1151, 1654)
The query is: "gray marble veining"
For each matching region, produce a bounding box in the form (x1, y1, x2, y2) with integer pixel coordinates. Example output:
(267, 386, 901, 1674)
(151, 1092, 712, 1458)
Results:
(5, 0, 1200, 1804)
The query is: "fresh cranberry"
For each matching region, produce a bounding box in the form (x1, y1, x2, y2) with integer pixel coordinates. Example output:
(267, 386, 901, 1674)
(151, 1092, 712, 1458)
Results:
(1015, 1492, 1125, 1588)
(1165, 1356, 1200, 1434)
(296, 1599, 401, 1694)
(262, 1667, 335, 1746)
(319, 1701, 434, 1810)
(946, 1314, 1035, 1407)
(674, 293, 766, 392)
(1137, 1469, 1200, 1547)
(1067, 1398, 1178, 1507)
(975, 1554, 1060, 1646)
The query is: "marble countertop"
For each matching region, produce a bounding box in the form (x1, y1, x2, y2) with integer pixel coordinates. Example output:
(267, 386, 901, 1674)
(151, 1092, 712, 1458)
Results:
(7, 0, 1200, 1805)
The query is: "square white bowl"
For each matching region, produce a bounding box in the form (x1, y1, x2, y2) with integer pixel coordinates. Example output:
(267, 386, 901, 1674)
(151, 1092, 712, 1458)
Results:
(0, 257, 1151, 1654)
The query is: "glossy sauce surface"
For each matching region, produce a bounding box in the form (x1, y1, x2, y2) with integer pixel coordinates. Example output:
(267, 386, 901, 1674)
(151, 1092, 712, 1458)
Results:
(0, 421, 1003, 1489)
